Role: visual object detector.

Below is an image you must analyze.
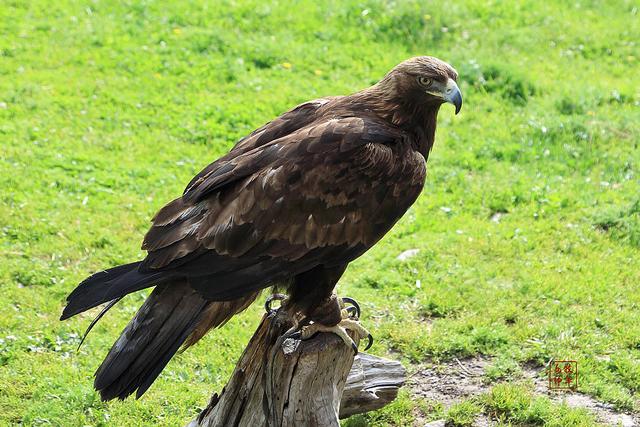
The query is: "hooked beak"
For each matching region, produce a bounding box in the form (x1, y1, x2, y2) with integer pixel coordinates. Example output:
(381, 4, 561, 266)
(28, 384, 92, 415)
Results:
(444, 78, 462, 114)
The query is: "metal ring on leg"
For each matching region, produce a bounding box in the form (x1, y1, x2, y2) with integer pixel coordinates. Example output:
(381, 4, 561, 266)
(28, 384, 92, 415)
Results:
(264, 293, 287, 314)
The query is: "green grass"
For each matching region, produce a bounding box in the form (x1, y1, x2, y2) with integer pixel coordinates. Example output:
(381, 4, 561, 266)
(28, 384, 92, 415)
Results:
(1, 0, 639, 425)
(483, 384, 597, 426)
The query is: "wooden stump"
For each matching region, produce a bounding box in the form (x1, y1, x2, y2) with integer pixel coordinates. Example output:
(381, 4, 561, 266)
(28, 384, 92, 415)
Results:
(188, 309, 405, 427)
(340, 353, 406, 419)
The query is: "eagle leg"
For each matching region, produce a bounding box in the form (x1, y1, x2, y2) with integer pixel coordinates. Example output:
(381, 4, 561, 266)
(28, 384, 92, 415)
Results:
(272, 291, 373, 353)
(289, 297, 373, 354)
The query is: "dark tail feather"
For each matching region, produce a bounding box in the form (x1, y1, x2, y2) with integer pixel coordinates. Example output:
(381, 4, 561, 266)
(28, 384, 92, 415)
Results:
(60, 262, 166, 320)
(94, 281, 208, 401)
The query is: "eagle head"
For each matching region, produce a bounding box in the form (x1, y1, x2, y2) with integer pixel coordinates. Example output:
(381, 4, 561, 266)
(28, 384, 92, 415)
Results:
(382, 56, 462, 115)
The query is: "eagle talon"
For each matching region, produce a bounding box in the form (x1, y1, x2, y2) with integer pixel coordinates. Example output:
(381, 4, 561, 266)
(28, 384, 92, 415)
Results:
(344, 305, 359, 319)
(364, 333, 373, 351)
(341, 297, 361, 319)
(264, 293, 287, 314)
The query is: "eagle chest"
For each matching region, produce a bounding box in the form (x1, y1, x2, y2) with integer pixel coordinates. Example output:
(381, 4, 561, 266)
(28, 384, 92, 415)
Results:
(332, 142, 426, 245)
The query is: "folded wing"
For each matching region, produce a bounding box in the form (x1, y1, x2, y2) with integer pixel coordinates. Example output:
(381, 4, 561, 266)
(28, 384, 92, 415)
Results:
(140, 116, 415, 300)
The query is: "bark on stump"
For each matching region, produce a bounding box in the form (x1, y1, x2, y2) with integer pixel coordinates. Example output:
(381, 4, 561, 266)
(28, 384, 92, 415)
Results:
(188, 309, 405, 427)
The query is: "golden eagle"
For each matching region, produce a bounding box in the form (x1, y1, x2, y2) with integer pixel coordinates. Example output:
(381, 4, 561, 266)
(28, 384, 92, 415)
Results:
(61, 56, 462, 400)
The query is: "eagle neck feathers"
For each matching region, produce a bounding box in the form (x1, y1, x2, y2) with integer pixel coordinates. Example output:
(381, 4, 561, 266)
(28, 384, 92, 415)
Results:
(347, 83, 440, 159)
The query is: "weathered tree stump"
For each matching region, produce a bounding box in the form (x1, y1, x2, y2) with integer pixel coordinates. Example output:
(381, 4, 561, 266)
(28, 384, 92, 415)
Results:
(187, 308, 405, 427)
(339, 353, 406, 419)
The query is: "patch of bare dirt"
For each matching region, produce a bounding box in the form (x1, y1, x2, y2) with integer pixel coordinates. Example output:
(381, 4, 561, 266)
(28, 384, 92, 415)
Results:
(410, 356, 492, 407)
(408, 357, 638, 427)
(522, 363, 638, 427)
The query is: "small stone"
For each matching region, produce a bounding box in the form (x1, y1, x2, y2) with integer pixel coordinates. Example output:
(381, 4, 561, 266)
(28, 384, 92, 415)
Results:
(490, 212, 504, 223)
(424, 420, 446, 427)
(619, 414, 635, 427)
(396, 249, 419, 261)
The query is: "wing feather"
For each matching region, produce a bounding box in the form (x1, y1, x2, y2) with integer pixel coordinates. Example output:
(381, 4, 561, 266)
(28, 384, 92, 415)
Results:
(140, 115, 423, 300)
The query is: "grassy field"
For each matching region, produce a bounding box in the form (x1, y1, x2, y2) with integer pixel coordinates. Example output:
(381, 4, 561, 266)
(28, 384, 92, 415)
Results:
(1, 0, 639, 425)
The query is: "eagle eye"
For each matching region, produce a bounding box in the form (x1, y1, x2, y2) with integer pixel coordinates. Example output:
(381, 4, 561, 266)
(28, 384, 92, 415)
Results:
(417, 76, 433, 88)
